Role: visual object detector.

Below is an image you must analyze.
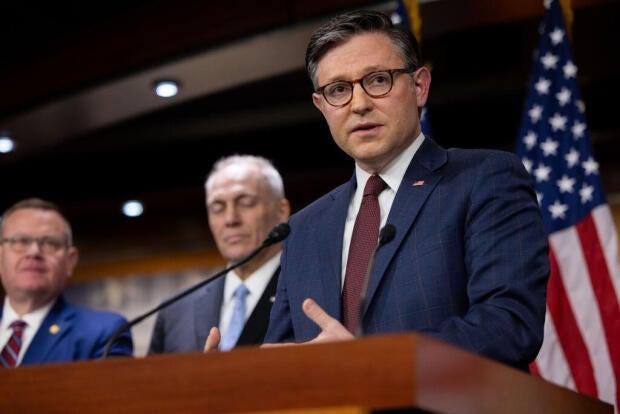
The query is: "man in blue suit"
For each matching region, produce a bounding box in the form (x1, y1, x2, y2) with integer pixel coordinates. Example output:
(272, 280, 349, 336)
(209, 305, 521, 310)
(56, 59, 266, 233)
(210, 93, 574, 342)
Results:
(0, 198, 133, 367)
(256, 10, 549, 372)
(149, 155, 290, 353)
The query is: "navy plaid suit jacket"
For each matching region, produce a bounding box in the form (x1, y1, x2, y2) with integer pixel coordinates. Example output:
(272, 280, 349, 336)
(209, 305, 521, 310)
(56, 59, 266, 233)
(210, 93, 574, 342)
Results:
(265, 138, 549, 371)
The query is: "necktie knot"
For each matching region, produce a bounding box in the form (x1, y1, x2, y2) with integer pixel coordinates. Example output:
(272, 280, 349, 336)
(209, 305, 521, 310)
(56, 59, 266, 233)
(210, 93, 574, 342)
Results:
(10, 320, 26, 333)
(363, 175, 386, 197)
(234, 284, 250, 300)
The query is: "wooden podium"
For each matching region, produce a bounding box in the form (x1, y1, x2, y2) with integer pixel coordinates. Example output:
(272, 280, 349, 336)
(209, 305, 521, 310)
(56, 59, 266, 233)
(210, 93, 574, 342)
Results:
(0, 333, 612, 413)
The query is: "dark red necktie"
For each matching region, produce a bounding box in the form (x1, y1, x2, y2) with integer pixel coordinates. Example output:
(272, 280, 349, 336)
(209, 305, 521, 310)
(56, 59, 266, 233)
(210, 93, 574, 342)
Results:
(342, 175, 386, 333)
(0, 320, 27, 368)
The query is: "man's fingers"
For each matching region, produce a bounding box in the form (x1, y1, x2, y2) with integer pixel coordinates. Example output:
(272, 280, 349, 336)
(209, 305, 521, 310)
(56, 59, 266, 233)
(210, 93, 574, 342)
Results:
(302, 298, 334, 330)
(260, 342, 295, 348)
(204, 326, 221, 352)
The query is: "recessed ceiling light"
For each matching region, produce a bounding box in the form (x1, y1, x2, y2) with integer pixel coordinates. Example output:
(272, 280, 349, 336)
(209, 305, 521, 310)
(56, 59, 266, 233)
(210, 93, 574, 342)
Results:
(154, 80, 179, 98)
(122, 200, 144, 217)
(0, 136, 14, 153)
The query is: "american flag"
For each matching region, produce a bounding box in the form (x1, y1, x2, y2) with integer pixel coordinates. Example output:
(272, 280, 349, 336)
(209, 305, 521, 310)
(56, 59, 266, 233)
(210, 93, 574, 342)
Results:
(516, 0, 620, 408)
(391, 0, 432, 137)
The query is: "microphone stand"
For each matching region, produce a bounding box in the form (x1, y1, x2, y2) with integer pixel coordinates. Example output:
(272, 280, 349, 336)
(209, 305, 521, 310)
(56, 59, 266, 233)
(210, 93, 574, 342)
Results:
(101, 223, 290, 359)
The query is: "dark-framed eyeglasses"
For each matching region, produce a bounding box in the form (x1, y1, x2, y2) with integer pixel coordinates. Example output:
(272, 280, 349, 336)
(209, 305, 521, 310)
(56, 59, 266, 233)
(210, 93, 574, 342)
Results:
(315, 68, 414, 107)
(0, 235, 69, 255)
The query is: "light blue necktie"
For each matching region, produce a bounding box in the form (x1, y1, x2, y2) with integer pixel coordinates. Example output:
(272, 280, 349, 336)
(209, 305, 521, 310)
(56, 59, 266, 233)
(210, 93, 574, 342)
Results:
(220, 284, 249, 351)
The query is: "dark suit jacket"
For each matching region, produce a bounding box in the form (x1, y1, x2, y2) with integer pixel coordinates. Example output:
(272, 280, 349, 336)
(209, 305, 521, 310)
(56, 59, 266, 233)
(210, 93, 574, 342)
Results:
(2, 295, 133, 366)
(265, 138, 550, 371)
(148, 268, 279, 354)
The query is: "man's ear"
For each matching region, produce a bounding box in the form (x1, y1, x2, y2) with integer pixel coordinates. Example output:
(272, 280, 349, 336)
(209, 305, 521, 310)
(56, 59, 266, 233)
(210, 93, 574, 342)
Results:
(278, 199, 291, 222)
(66, 247, 79, 278)
(312, 92, 324, 113)
(413, 66, 431, 108)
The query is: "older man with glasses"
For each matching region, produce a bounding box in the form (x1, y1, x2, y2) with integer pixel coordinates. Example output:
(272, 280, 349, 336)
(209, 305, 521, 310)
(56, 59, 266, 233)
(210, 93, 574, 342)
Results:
(0, 198, 133, 367)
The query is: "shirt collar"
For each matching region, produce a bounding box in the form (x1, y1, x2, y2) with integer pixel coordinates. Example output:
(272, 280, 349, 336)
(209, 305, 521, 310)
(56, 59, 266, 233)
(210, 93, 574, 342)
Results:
(1, 296, 56, 332)
(354, 132, 425, 191)
(223, 252, 281, 301)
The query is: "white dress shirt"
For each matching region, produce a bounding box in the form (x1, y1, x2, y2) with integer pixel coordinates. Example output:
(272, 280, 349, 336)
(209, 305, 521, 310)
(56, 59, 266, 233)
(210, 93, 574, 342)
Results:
(0, 297, 55, 366)
(341, 133, 425, 288)
(218, 252, 281, 338)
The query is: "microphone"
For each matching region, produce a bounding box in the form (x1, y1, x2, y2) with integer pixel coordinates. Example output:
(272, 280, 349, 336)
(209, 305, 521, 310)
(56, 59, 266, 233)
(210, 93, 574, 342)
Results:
(355, 224, 396, 337)
(263, 222, 291, 247)
(101, 222, 291, 358)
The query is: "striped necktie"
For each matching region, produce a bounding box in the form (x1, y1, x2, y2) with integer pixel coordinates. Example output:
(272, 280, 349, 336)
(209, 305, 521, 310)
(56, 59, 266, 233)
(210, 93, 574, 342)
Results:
(1, 320, 27, 368)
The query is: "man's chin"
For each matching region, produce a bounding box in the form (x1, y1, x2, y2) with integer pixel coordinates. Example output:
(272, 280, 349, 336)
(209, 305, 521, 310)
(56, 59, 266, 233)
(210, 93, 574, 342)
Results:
(16, 271, 48, 283)
(15, 284, 53, 299)
(227, 251, 254, 264)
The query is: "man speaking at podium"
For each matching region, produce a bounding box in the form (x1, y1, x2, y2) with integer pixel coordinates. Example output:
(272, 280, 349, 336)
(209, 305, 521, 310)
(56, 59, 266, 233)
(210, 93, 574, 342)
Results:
(207, 11, 549, 372)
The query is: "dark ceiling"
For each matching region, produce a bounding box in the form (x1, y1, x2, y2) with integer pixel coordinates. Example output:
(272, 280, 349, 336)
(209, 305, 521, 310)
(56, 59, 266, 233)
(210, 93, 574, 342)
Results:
(0, 0, 618, 272)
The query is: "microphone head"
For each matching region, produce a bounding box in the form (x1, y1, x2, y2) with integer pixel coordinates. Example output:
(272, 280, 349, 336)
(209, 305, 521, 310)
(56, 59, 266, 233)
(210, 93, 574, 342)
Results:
(378, 224, 396, 246)
(263, 223, 291, 246)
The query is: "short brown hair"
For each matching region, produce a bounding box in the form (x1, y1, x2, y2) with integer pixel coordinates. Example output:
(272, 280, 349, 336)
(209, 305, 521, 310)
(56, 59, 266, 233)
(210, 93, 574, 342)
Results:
(0, 198, 74, 245)
(305, 10, 421, 89)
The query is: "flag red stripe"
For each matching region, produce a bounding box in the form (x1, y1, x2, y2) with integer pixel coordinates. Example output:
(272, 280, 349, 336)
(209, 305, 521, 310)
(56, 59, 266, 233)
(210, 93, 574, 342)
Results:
(575, 214, 620, 389)
(547, 246, 598, 397)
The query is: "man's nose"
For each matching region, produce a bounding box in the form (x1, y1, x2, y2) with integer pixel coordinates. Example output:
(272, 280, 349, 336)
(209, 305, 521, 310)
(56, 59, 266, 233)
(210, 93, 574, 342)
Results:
(25, 239, 44, 254)
(350, 83, 373, 113)
(224, 206, 241, 224)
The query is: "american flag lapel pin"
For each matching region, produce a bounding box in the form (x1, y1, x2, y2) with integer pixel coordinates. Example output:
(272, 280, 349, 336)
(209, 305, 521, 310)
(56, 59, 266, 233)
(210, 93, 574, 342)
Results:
(412, 180, 425, 187)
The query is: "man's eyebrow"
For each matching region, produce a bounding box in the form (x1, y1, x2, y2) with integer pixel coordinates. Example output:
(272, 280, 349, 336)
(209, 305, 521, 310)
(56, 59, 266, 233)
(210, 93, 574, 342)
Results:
(320, 65, 388, 84)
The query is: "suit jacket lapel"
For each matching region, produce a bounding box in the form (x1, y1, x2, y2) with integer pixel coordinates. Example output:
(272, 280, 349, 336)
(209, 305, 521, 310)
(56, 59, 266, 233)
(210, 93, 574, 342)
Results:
(237, 268, 280, 346)
(318, 176, 356, 321)
(363, 139, 447, 312)
(21, 296, 73, 364)
(193, 277, 224, 350)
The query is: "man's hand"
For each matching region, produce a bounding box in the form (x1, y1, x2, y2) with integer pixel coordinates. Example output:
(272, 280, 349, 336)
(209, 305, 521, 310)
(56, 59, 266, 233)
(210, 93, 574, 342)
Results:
(302, 298, 354, 344)
(262, 298, 354, 348)
(203, 326, 221, 352)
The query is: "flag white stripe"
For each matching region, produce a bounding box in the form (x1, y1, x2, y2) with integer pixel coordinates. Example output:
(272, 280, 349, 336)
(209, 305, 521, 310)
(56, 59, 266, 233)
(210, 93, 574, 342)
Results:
(550, 221, 615, 404)
(590, 205, 620, 407)
(592, 205, 620, 303)
(535, 309, 574, 388)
